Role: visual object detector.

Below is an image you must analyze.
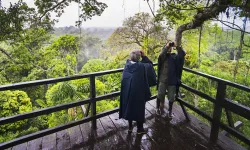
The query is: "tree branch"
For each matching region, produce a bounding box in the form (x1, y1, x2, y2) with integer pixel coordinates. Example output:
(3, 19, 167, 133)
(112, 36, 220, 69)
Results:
(206, 0, 211, 7)
(150, 44, 163, 50)
(243, 41, 250, 48)
(212, 18, 250, 34)
(0, 47, 13, 61)
(39, 0, 67, 19)
(85, 0, 98, 11)
(164, 0, 211, 11)
(175, 0, 229, 46)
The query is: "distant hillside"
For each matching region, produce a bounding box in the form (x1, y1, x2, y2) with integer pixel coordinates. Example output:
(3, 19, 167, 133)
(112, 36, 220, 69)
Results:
(53, 26, 117, 40)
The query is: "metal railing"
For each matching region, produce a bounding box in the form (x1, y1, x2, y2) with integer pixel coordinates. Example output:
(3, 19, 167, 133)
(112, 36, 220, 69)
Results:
(0, 64, 249, 149)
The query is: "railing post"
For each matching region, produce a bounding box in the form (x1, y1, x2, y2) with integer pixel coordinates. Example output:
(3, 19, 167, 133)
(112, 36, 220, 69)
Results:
(90, 76, 96, 129)
(225, 109, 234, 128)
(210, 81, 226, 143)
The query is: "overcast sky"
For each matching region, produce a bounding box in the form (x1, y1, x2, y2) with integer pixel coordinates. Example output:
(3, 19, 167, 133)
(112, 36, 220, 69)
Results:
(3, 0, 159, 27)
(3, 0, 248, 30)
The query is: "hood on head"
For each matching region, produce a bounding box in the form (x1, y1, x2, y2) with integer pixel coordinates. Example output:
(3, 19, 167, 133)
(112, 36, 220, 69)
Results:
(124, 60, 139, 73)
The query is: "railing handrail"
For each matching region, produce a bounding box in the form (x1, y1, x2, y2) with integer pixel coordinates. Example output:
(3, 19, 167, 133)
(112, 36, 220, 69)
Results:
(183, 67, 250, 92)
(0, 92, 120, 125)
(0, 65, 249, 92)
(0, 63, 250, 149)
(0, 68, 124, 91)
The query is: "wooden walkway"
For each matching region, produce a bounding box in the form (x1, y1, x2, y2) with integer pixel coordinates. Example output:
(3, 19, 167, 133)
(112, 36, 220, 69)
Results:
(8, 99, 245, 150)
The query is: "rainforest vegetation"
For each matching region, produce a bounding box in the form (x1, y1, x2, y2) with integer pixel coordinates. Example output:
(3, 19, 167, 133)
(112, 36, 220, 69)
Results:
(0, 0, 250, 148)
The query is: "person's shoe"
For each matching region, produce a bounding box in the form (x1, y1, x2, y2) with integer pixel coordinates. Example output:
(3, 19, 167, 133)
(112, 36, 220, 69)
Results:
(137, 128, 148, 135)
(156, 108, 161, 115)
(168, 112, 174, 119)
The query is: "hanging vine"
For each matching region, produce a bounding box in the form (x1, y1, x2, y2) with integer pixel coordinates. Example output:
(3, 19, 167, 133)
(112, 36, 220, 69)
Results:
(233, 17, 247, 81)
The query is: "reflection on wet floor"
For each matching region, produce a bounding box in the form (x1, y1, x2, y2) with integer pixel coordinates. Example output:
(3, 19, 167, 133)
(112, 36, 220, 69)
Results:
(11, 99, 245, 150)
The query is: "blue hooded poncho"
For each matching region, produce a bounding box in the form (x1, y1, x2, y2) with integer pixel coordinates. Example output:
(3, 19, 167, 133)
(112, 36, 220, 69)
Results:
(119, 57, 152, 122)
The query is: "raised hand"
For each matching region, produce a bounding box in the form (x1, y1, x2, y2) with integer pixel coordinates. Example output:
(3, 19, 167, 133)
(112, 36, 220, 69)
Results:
(140, 50, 145, 57)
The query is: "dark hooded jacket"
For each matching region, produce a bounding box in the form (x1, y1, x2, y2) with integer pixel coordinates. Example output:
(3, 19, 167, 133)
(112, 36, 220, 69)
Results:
(141, 56, 157, 87)
(119, 56, 152, 122)
(157, 47, 186, 87)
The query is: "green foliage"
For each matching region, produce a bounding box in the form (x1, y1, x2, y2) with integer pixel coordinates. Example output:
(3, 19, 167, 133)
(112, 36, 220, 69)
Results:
(154, 3, 250, 146)
(51, 35, 79, 55)
(0, 90, 32, 118)
(108, 12, 169, 57)
(0, 1, 37, 41)
(35, 0, 107, 23)
(1, 1, 250, 147)
(181, 51, 250, 148)
(80, 59, 105, 73)
(157, 0, 250, 30)
(0, 0, 107, 43)
(156, 1, 198, 28)
(46, 82, 78, 106)
(0, 30, 91, 142)
(96, 100, 119, 113)
(0, 90, 35, 142)
(43, 69, 112, 127)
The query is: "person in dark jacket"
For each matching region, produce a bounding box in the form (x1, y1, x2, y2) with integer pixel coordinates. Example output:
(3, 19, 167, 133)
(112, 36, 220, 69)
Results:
(119, 50, 152, 134)
(156, 41, 186, 118)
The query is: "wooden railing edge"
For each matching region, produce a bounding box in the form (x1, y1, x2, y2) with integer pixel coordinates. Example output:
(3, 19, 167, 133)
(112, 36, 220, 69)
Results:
(0, 63, 250, 148)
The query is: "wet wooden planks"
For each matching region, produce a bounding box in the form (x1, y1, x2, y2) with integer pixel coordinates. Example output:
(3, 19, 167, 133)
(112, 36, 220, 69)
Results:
(68, 125, 84, 149)
(27, 138, 42, 150)
(56, 129, 71, 150)
(5, 99, 245, 150)
(12, 143, 27, 150)
(42, 133, 56, 150)
(147, 99, 245, 150)
(147, 100, 220, 149)
(79, 121, 100, 150)
(99, 116, 129, 149)
(146, 101, 192, 150)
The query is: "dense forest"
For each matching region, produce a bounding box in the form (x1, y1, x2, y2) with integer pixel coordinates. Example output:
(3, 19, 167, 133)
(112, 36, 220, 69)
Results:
(0, 0, 250, 148)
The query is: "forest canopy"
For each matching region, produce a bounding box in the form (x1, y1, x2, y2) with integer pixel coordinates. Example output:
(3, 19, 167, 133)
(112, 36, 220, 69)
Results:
(0, 0, 250, 148)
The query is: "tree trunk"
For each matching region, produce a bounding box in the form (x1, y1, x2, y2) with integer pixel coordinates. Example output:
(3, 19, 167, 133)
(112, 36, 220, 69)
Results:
(175, 1, 228, 46)
(81, 105, 86, 115)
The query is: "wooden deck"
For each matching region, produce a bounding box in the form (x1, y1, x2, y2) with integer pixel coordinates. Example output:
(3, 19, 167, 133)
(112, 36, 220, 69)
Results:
(8, 99, 245, 150)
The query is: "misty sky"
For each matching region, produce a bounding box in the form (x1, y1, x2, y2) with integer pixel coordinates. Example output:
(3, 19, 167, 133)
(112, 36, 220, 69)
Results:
(3, 0, 248, 30)
(3, 0, 159, 27)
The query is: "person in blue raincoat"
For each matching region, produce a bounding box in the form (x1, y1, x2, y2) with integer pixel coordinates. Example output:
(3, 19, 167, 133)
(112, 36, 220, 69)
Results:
(119, 50, 154, 134)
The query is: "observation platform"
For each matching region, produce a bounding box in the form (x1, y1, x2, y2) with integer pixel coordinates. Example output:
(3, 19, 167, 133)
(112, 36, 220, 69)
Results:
(1, 65, 249, 150)
(8, 100, 244, 150)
